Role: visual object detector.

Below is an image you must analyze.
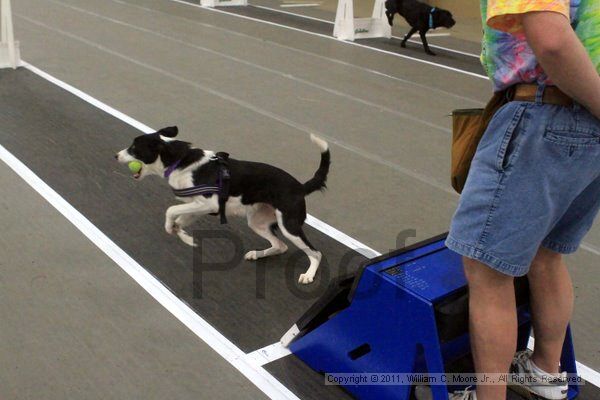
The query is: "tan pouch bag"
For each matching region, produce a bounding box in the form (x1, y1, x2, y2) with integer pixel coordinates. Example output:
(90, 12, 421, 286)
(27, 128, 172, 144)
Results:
(451, 91, 508, 193)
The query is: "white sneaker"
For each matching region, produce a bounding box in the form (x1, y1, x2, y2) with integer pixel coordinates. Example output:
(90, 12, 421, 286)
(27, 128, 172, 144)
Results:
(449, 387, 477, 400)
(510, 350, 568, 400)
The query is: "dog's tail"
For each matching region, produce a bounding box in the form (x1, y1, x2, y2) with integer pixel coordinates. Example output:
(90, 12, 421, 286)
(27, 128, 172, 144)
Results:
(303, 134, 330, 195)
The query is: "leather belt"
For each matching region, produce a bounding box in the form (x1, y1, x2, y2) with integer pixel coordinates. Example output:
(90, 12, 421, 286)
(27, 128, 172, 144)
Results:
(511, 84, 573, 107)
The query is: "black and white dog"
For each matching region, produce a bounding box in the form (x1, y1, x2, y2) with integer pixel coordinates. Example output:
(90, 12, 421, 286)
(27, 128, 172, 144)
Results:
(385, 0, 455, 55)
(116, 127, 330, 284)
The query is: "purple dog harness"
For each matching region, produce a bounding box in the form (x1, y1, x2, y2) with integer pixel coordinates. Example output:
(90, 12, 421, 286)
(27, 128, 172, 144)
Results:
(163, 153, 231, 224)
(164, 159, 219, 197)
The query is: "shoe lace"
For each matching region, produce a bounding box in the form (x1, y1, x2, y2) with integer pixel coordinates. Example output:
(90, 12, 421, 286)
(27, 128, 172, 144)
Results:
(512, 349, 533, 369)
(453, 386, 476, 400)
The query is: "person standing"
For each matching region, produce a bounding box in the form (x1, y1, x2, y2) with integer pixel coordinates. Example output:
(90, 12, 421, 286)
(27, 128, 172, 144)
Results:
(446, 1, 600, 399)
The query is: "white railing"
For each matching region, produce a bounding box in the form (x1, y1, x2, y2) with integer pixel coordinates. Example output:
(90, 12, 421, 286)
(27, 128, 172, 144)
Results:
(1, 0, 20, 69)
(333, 0, 391, 41)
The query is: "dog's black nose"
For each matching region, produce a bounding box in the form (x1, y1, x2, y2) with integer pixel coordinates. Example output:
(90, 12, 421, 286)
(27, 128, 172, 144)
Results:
(114, 153, 119, 159)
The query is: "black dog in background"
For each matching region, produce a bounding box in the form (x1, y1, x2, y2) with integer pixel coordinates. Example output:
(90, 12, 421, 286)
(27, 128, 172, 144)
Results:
(385, 0, 455, 55)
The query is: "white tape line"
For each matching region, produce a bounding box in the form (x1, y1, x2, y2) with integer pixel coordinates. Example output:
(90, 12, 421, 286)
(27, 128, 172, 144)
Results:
(167, 0, 487, 79)
(249, 4, 477, 58)
(423, 33, 451, 37)
(0, 143, 299, 400)
(247, 342, 293, 367)
(23, 63, 154, 133)
(108, 0, 482, 105)
(306, 215, 380, 258)
(19, 23, 600, 383)
(17, 14, 456, 195)
(38, 0, 453, 134)
(280, 4, 321, 8)
(19, 59, 375, 377)
(580, 242, 600, 256)
(23, 60, 381, 257)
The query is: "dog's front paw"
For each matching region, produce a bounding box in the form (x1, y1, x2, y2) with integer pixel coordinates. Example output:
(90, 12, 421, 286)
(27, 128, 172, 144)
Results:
(298, 273, 315, 285)
(426, 50, 437, 56)
(245, 250, 259, 261)
(400, 41, 407, 48)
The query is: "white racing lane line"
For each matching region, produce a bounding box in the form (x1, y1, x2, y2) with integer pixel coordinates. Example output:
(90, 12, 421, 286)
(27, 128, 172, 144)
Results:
(247, 342, 294, 367)
(306, 215, 381, 258)
(280, 4, 321, 8)
(167, 0, 488, 80)
(248, 4, 477, 57)
(420, 33, 451, 37)
(151, 3, 600, 380)
(0, 129, 299, 399)
(158, 0, 598, 271)
(20, 60, 600, 388)
(16, 13, 459, 196)
(17, 60, 373, 395)
(107, 0, 482, 105)
(23, 61, 380, 257)
(21, 10, 597, 253)
(40, 0, 453, 135)
(580, 242, 600, 256)
(17, 0, 600, 386)
(21, 63, 154, 134)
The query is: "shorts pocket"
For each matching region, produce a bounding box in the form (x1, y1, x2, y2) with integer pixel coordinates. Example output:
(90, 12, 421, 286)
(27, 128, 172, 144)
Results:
(543, 127, 600, 147)
(496, 103, 527, 171)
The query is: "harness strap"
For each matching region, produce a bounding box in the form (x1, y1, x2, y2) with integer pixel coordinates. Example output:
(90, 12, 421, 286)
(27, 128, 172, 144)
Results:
(214, 152, 231, 225)
(168, 152, 231, 224)
(172, 185, 219, 197)
(164, 159, 181, 178)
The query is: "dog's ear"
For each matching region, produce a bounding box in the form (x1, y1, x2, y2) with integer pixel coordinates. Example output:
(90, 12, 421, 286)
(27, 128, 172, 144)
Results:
(158, 126, 178, 138)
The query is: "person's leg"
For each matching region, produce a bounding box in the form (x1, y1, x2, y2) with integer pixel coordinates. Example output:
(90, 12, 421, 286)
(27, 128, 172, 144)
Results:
(463, 256, 517, 400)
(528, 247, 574, 374)
(447, 102, 599, 399)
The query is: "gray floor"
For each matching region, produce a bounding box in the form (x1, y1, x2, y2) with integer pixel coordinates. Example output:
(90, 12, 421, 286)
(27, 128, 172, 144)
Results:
(3, 0, 599, 397)
(0, 164, 267, 400)
(0, 67, 358, 400)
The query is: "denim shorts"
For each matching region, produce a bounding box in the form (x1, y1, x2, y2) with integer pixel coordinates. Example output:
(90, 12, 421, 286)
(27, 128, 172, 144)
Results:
(447, 88, 600, 276)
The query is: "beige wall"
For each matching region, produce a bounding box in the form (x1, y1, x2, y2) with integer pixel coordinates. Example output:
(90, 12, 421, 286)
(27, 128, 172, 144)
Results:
(428, 0, 481, 19)
(427, 0, 483, 42)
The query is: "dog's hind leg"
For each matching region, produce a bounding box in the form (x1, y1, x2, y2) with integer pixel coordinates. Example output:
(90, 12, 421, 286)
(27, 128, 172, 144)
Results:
(245, 204, 288, 261)
(385, 10, 394, 26)
(401, 27, 417, 47)
(384, 0, 395, 26)
(419, 30, 436, 55)
(275, 209, 322, 285)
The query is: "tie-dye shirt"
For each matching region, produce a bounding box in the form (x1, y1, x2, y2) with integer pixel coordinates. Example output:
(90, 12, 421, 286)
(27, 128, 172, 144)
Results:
(481, 0, 599, 92)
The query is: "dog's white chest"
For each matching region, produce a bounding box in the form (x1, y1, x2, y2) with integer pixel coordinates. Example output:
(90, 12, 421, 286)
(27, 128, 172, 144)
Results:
(168, 172, 194, 191)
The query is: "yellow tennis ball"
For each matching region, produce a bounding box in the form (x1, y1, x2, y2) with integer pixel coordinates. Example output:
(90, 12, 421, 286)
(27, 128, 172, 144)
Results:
(128, 161, 142, 174)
